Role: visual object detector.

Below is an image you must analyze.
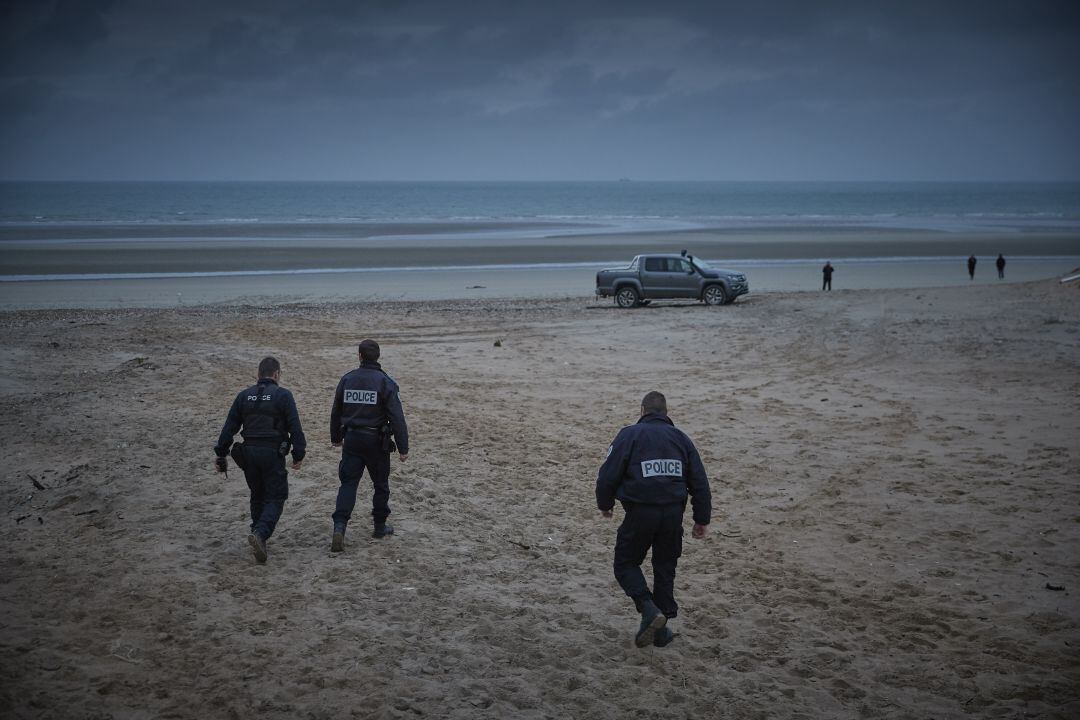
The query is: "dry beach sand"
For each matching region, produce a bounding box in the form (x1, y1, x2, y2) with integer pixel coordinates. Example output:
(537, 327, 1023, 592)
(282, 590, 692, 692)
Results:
(1, 278, 1079, 718)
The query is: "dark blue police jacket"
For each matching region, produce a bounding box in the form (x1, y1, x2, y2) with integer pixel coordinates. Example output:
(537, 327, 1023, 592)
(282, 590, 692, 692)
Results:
(214, 377, 307, 462)
(330, 360, 409, 455)
(596, 413, 711, 525)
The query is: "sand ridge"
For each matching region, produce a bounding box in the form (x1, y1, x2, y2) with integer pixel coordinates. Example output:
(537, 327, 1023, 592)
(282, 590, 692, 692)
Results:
(1, 280, 1078, 718)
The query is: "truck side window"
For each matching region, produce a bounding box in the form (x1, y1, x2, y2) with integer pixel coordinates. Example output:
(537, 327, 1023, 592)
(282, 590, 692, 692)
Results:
(644, 258, 663, 272)
(678, 259, 693, 273)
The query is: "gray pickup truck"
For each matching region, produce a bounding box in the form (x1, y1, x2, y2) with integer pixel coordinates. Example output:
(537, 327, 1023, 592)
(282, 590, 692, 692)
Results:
(595, 252, 749, 308)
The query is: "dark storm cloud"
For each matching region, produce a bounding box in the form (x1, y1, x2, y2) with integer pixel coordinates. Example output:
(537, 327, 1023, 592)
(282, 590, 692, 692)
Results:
(1, 0, 1078, 179)
(0, 0, 115, 110)
(139, 5, 575, 103)
(1, 0, 116, 59)
(30, 0, 116, 51)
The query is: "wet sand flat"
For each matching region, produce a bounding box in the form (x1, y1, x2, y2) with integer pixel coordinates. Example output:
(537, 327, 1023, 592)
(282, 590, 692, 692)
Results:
(1, 279, 1078, 719)
(2, 225, 1078, 310)
(2, 226, 1078, 277)
(2, 257, 1079, 310)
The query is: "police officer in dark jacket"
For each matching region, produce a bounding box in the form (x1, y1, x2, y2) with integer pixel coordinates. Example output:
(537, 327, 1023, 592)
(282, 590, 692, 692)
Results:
(214, 356, 306, 564)
(596, 391, 711, 648)
(330, 339, 409, 549)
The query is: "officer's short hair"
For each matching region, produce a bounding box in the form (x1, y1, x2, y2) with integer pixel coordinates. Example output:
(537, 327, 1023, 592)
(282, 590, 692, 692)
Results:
(258, 356, 280, 378)
(358, 339, 380, 362)
(641, 391, 667, 415)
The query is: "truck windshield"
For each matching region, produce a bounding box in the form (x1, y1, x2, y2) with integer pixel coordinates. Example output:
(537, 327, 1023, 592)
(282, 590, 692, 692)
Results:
(690, 257, 712, 272)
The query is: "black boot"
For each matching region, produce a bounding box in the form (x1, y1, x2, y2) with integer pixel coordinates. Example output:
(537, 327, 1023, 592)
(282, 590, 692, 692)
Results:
(372, 523, 394, 539)
(653, 626, 676, 647)
(247, 533, 267, 564)
(331, 524, 346, 552)
(634, 597, 666, 648)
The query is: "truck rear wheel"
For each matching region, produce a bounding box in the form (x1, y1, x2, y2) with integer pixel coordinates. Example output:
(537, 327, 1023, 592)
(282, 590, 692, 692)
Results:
(615, 286, 640, 308)
(703, 284, 728, 306)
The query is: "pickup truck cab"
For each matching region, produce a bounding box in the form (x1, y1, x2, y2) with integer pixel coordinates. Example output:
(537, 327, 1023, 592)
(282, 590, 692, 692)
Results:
(596, 252, 749, 308)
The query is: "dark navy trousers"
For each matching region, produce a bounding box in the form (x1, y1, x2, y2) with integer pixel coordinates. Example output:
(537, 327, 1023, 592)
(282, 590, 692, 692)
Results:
(614, 501, 684, 618)
(241, 445, 289, 540)
(333, 433, 391, 528)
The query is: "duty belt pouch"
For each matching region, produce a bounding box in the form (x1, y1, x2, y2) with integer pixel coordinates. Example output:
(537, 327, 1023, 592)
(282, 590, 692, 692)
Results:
(229, 442, 247, 470)
(379, 425, 396, 454)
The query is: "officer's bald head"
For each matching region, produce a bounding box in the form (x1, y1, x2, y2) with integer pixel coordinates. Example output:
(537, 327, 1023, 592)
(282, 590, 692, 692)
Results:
(641, 391, 667, 416)
(358, 339, 380, 363)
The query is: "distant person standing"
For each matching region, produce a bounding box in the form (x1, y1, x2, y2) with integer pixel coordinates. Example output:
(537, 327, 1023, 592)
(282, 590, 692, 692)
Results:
(967, 254, 977, 280)
(330, 339, 409, 549)
(596, 391, 711, 648)
(996, 254, 1006, 279)
(214, 356, 306, 564)
(822, 261, 834, 291)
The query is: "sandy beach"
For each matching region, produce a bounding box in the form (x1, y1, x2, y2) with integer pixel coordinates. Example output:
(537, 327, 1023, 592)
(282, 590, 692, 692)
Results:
(1, 276, 1078, 719)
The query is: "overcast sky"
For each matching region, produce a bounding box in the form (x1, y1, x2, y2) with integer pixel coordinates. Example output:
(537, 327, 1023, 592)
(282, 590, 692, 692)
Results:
(1, 0, 1078, 181)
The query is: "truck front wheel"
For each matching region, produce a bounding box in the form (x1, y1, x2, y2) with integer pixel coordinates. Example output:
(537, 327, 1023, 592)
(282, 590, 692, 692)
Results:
(703, 284, 728, 306)
(615, 286, 640, 308)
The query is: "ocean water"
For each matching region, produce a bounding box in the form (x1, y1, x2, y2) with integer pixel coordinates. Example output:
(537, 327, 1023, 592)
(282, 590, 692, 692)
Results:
(2, 181, 1080, 233)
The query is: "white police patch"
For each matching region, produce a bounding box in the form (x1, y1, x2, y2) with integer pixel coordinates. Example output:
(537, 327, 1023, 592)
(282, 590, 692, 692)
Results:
(641, 459, 683, 477)
(344, 389, 377, 404)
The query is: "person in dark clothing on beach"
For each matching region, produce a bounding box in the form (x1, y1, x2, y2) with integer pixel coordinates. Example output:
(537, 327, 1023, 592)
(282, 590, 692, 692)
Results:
(330, 339, 409, 549)
(214, 356, 307, 564)
(996, 254, 1006, 279)
(822, 261, 834, 291)
(596, 391, 711, 649)
(968, 254, 977, 280)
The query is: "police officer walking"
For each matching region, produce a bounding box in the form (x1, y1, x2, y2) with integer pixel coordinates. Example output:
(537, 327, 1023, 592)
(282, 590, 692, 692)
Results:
(330, 339, 409, 549)
(214, 357, 306, 564)
(596, 391, 711, 648)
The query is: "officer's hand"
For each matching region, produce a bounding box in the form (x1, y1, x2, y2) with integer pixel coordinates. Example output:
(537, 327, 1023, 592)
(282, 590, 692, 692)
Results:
(291, 460, 303, 470)
(214, 457, 227, 473)
(399, 453, 408, 463)
(331, 441, 342, 448)
(692, 523, 707, 539)
(601, 509, 613, 519)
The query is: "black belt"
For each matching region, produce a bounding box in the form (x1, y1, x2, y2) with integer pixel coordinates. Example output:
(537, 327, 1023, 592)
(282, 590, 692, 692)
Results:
(243, 437, 284, 447)
(347, 426, 383, 434)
